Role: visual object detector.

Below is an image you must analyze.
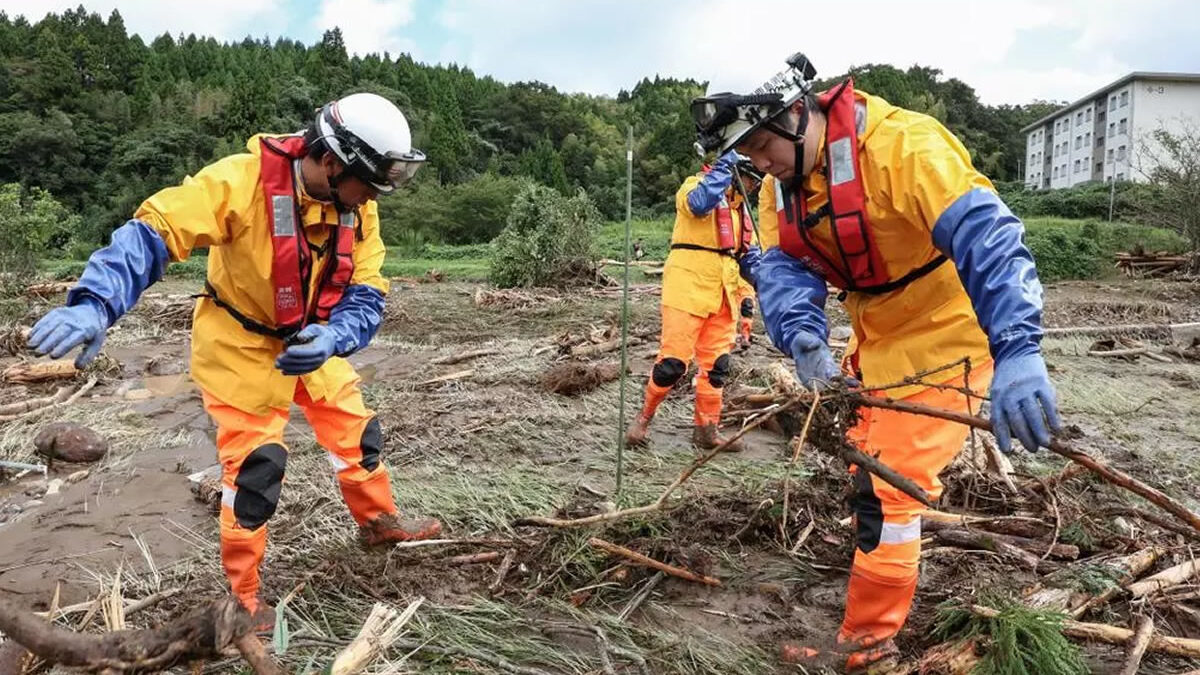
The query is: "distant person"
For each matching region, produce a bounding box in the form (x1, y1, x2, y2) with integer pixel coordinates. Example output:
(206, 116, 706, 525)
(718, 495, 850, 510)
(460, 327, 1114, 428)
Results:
(633, 238, 645, 261)
(29, 93, 443, 627)
(625, 152, 759, 452)
(693, 54, 1060, 669)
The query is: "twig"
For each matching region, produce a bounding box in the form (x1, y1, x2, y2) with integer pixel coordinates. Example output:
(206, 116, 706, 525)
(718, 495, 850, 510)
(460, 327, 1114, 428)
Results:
(1035, 476, 1062, 563)
(790, 519, 816, 554)
(36, 588, 182, 620)
(841, 446, 933, 507)
(1119, 615, 1155, 675)
(444, 551, 502, 565)
(489, 550, 516, 595)
(1088, 347, 1150, 358)
(618, 572, 664, 621)
(588, 538, 720, 586)
(388, 538, 521, 550)
(431, 348, 500, 365)
(728, 499, 773, 544)
(416, 370, 474, 387)
(782, 390, 819, 545)
(0, 377, 97, 423)
(593, 627, 617, 675)
(1104, 506, 1200, 541)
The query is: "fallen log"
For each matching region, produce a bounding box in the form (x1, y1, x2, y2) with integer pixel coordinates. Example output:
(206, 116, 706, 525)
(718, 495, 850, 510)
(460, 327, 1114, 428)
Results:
(1119, 615, 1154, 675)
(588, 538, 720, 586)
(1127, 559, 1200, 599)
(1069, 547, 1164, 618)
(969, 605, 1200, 658)
(922, 521, 1079, 560)
(931, 528, 1058, 573)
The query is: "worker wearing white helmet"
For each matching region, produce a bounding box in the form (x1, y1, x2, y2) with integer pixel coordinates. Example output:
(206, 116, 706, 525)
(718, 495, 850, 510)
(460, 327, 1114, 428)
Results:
(29, 92, 442, 626)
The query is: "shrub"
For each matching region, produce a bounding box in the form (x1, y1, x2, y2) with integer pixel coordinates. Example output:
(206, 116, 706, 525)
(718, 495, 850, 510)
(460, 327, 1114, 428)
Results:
(490, 185, 601, 288)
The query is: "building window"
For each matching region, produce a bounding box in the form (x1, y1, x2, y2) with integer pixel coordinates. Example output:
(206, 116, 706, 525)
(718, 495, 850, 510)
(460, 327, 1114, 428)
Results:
(1109, 97, 1117, 111)
(1085, 132, 1091, 144)
(1075, 135, 1082, 149)
(1118, 118, 1127, 134)
(1074, 160, 1081, 174)
(1053, 166, 1059, 178)
(1108, 123, 1115, 137)
(1120, 91, 1128, 107)
(1107, 148, 1114, 163)
(1117, 172, 1125, 180)
(1076, 112, 1083, 125)
(1117, 145, 1127, 161)
(1086, 108, 1092, 122)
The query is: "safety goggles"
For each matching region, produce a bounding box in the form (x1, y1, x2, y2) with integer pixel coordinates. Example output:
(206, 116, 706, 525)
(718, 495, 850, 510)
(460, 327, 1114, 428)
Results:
(323, 107, 427, 193)
(690, 92, 788, 155)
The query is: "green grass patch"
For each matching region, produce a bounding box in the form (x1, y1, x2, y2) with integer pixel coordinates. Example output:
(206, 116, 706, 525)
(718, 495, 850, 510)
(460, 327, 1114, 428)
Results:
(1025, 217, 1186, 282)
(379, 255, 490, 281)
(598, 219, 673, 260)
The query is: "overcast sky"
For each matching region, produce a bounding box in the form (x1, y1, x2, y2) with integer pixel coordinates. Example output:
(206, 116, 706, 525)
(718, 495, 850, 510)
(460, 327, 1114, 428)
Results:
(3, 0, 1198, 105)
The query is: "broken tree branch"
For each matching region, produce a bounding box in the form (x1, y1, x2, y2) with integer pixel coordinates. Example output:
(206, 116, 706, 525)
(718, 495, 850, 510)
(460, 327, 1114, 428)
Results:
(1104, 506, 1200, 541)
(587, 538, 720, 586)
(922, 521, 1079, 560)
(0, 378, 97, 423)
(1119, 615, 1155, 675)
(431, 348, 500, 365)
(856, 393, 1200, 534)
(1069, 547, 1165, 619)
(931, 528, 1058, 573)
(970, 604, 1200, 658)
(416, 370, 474, 387)
(1128, 559, 1200, 599)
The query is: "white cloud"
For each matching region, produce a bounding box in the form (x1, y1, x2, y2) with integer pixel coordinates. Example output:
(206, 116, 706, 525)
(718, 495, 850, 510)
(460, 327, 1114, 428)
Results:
(313, 0, 418, 57)
(0, 0, 277, 42)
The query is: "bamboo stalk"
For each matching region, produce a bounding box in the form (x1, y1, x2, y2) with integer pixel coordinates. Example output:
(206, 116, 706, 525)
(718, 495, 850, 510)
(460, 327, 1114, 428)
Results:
(588, 538, 719, 586)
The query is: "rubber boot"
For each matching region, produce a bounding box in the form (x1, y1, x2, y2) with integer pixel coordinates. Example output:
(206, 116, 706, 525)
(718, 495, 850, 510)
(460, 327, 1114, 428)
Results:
(693, 392, 743, 452)
(361, 512, 444, 546)
(237, 594, 277, 634)
(625, 382, 670, 447)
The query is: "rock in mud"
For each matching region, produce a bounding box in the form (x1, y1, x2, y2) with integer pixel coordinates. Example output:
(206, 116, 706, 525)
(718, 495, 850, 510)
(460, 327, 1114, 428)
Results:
(34, 422, 108, 463)
(145, 355, 188, 376)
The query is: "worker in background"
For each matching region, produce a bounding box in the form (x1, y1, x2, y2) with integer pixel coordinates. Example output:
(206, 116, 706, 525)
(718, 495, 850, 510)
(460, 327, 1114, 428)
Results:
(625, 151, 758, 452)
(693, 53, 1060, 670)
(28, 93, 443, 627)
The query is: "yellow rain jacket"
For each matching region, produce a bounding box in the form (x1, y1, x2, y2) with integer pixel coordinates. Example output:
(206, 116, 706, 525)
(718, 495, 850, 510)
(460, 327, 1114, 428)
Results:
(662, 177, 754, 321)
(757, 90, 991, 392)
(135, 134, 389, 414)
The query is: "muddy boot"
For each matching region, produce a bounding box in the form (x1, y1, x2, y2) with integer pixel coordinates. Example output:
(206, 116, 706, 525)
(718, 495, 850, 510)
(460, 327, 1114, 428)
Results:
(361, 512, 443, 546)
(691, 424, 744, 453)
(624, 413, 653, 447)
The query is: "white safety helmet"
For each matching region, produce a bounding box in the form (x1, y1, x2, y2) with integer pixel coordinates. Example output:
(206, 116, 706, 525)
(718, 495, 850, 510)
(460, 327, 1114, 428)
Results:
(315, 92, 426, 193)
(691, 52, 817, 156)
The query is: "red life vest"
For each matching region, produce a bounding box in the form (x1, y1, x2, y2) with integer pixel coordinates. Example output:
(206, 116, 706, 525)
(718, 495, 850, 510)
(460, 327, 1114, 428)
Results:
(777, 79, 945, 294)
(714, 197, 754, 252)
(205, 135, 358, 340)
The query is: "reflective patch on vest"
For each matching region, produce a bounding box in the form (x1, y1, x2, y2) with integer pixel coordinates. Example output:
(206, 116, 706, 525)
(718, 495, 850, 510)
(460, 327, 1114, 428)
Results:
(855, 101, 867, 135)
(775, 182, 786, 212)
(339, 211, 355, 229)
(221, 485, 237, 509)
(273, 195, 296, 236)
(879, 518, 922, 545)
(327, 451, 351, 472)
(829, 137, 855, 187)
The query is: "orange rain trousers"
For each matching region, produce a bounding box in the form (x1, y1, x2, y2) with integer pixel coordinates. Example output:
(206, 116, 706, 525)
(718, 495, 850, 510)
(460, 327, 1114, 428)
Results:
(203, 379, 397, 610)
(640, 296, 737, 426)
(839, 360, 994, 648)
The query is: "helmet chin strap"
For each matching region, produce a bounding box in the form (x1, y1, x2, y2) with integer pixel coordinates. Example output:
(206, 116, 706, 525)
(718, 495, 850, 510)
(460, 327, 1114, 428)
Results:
(325, 165, 352, 215)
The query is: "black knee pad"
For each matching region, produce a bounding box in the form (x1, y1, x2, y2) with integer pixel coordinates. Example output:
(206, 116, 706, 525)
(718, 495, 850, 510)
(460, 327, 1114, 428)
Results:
(233, 443, 287, 530)
(849, 468, 883, 554)
(708, 353, 732, 388)
(652, 357, 687, 387)
(740, 298, 755, 319)
(360, 418, 382, 472)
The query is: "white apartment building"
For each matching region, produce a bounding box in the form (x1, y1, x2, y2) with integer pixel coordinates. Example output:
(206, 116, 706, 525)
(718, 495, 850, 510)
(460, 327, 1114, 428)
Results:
(1021, 72, 1200, 190)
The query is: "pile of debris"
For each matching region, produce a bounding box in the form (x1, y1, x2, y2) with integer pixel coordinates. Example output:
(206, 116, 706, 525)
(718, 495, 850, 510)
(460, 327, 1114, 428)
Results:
(1115, 250, 1198, 278)
(472, 287, 562, 311)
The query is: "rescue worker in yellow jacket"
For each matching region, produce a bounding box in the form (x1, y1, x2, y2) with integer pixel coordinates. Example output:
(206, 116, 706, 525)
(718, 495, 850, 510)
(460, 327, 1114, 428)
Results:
(693, 54, 1061, 670)
(625, 152, 758, 452)
(29, 93, 443, 624)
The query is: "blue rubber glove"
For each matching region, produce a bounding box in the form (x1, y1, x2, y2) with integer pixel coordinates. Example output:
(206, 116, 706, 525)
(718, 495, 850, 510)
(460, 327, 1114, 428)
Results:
(990, 353, 1061, 453)
(686, 151, 738, 216)
(738, 245, 762, 286)
(29, 219, 168, 368)
(275, 324, 338, 375)
(327, 284, 386, 356)
(29, 297, 109, 368)
(791, 331, 858, 390)
(932, 188, 1061, 452)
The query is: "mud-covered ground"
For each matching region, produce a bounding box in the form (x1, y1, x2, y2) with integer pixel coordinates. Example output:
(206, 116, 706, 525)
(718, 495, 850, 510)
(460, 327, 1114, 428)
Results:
(0, 277, 1198, 673)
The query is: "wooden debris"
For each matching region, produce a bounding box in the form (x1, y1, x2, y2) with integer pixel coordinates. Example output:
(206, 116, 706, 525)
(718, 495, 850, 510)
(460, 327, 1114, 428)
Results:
(916, 639, 980, 674)
(968, 604, 1200, 658)
(931, 528, 1057, 573)
(2, 360, 77, 384)
(24, 281, 74, 297)
(416, 369, 474, 387)
(328, 599, 424, 675)
(1115, 250, 1197, 277)
(1069, 547, 1164, 618)
(1119, 615, 1154, 675)
(588, 538, 720, 586)
(0, 378, 98, 423)
(445, 551, 502, 565)
(431, 348, 500, 365)
(0, 326, 30, 356)
(473, 288, 561, 310)
(923, 521, 1079, 560)
(570, 338, 622, 357)
(1127, 559, 1200, 599)
(1044, 321, 1200, 338)
(489, 550, 516, 594)
(541, 361, 622, 396)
